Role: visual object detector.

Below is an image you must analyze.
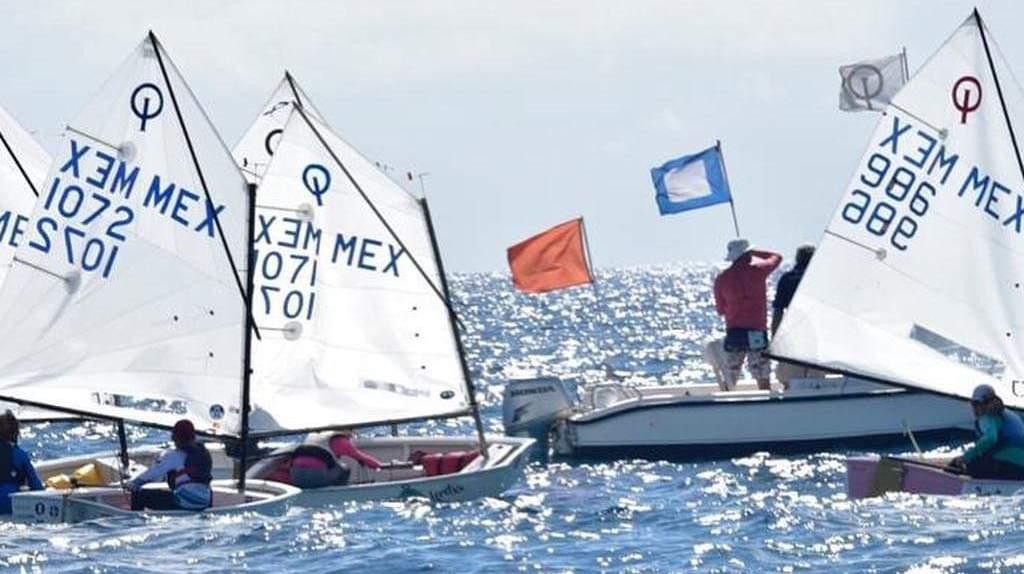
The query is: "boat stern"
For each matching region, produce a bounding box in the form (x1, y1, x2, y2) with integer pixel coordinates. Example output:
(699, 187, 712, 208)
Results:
(502, 377, 575, 456)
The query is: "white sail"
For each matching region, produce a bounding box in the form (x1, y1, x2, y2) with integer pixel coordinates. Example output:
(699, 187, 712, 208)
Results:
(0, 35, 251, 435)
(771, 12, 1024, 407)
(247, 106, 470, 433)
(0, 103, 49, 285)
(232, 73, 326, 184)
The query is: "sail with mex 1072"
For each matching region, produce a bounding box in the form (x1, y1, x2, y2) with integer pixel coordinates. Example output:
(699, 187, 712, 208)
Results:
(0, 33, 253, 436)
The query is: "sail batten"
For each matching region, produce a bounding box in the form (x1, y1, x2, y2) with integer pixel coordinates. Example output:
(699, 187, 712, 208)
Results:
(772, 12, 1024, 407)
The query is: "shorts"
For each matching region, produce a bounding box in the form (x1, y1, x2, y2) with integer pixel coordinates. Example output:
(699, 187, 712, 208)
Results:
(725, 349, 770, 381)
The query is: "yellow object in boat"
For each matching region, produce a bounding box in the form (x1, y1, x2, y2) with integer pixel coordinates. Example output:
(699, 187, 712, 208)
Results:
(71, 463, 106, 486)
(45, 462, 107, 489)
(45, 474, 73, 489)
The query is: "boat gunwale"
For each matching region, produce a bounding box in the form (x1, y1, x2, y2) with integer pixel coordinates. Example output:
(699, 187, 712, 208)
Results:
(569, 387, 921, 425)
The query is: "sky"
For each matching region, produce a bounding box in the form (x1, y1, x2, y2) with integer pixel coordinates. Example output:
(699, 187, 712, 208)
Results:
(0, 0, 1020, 271)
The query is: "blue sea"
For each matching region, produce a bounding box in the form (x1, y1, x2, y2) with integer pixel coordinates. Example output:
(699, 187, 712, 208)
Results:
(3, 265, 1020, 573)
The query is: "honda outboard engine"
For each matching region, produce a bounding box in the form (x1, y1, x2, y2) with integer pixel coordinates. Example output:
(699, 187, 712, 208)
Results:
(502, 377, 575, 457)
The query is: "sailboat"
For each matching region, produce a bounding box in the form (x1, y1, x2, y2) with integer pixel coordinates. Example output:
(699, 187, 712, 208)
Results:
(0, 33, 299, 523)
(766, 11, 1024, 497)
(226, 74, 533, 504)
(0, 100, 109, 423)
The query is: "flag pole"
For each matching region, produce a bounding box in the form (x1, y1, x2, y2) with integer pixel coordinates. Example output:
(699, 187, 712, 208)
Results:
(578, 217, 602, 305)
(580, 217, 597, 285)
(716, 140, 741, 238)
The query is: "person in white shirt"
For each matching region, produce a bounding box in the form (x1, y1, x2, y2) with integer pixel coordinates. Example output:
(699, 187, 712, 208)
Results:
(128, 419, 213, 511)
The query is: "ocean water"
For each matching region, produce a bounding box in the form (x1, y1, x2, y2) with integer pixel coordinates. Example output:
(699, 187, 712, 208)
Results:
(3, 265, 1022, 573)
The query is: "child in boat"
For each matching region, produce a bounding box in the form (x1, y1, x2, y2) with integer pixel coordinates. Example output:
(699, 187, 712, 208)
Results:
(949, 384, 1024, 480)
(289, 445, 351, 488)
(287, 431, 381, 488)
(328, 431, 381, 470)
(0, 410, 43, 514)
(127, 419, 213, 511)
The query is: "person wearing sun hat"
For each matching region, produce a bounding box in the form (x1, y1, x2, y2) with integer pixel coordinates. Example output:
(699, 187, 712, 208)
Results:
(127, 419, 213, 511)
(712, 238, 782, 391)
(948, 384, 1024, 479)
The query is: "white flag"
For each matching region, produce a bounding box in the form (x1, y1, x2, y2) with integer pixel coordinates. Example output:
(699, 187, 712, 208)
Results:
(839, 52, 908, 112)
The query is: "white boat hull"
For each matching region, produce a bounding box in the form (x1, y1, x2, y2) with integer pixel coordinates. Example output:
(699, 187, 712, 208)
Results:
(11, 480, 299, 524)
(505, 377, 974, 460)
(27, 434, 533, 510)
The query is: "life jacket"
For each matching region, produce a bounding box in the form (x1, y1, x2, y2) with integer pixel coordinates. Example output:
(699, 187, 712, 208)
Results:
(166, 442, 213, 489)
(0, 442, 26, 486)
(291, 445, 337, 470)
(998, 411, 1024, 449)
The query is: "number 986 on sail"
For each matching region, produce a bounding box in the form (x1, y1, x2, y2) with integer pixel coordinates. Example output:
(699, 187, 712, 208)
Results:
(839, 114, 958, 252)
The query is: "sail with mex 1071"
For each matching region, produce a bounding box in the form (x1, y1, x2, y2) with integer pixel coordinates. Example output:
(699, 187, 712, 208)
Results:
(235, 78, 472, 435)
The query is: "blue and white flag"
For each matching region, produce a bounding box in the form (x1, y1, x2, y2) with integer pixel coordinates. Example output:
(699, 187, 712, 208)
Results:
(650, 145, 731, 215)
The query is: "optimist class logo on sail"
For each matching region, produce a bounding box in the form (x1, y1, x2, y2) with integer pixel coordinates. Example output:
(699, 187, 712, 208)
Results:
(25, 137, 228, 279)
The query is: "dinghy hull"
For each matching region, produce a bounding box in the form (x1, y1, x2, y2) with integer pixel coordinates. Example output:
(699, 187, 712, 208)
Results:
(11, 480, 299, 524)
(847, 455, 1024, 498)
(247, 435, 534, 505)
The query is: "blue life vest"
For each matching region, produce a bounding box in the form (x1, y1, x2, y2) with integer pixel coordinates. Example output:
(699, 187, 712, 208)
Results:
(166, 442, 213, 489)
(0, 442, 26, 486)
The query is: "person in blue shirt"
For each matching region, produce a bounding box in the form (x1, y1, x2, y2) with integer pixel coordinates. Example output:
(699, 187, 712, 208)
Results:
(949, 384, 1024, 480)
(0, 410, 44, 514)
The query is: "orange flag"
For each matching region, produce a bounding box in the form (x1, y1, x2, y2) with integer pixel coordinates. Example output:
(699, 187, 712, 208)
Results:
(507, 218, 594, 293)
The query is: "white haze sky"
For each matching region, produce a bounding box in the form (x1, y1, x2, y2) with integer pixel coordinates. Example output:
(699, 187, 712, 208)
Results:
(0, 0, 1019, 271)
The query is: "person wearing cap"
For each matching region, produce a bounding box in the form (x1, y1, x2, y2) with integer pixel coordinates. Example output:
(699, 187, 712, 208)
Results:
(948, 384, 1024, 479)
(127, 419, 213, 511)
(771, 245, 825, 386)
(713, 238, 782, 391)
(0, 410, 43, 514)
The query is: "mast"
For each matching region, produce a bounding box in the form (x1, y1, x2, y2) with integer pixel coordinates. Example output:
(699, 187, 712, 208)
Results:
(421, 197, 488, 455)
(237, 182, 258, 492)
(116, 419, 129, 476)
(150, 30, 258, 463)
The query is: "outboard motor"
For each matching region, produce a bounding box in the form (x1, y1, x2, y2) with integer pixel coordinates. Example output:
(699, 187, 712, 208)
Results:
(502, 377, 575, 459)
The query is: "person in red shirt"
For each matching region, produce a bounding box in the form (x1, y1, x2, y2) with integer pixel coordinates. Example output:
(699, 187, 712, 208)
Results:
(713, 239, 782, 390)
